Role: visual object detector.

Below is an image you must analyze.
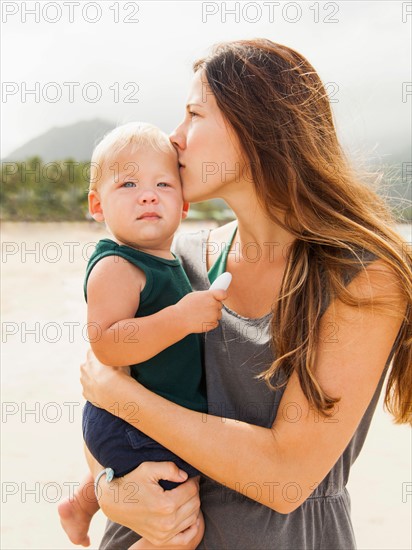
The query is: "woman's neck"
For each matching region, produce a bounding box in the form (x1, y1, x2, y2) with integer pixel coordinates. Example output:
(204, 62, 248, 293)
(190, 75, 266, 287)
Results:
(224, 193, 297, 263)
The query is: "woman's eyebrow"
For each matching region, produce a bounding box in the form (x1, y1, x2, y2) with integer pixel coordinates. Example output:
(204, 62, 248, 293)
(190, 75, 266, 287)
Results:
(186, 103, 204, 110)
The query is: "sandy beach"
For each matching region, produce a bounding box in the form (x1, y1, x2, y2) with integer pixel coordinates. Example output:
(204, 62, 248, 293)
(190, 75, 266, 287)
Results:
(1, 221, 411, 549)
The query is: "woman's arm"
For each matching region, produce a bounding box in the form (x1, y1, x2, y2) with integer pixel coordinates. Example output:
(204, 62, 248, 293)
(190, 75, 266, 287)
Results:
(82, 261, 406, 514)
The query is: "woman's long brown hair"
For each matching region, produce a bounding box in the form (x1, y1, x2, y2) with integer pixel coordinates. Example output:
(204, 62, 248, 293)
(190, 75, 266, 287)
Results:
(194, 39, 412, 424)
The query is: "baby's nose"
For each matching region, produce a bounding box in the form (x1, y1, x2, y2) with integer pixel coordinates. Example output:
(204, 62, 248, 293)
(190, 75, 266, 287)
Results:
(138, 190, 158, 204)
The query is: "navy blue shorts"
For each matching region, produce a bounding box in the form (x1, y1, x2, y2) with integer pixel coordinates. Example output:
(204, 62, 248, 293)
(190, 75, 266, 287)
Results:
(82, 401, 200, 491)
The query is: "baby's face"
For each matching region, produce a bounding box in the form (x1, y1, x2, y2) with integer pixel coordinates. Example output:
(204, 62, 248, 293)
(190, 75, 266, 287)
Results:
(95, 144, 186, 250)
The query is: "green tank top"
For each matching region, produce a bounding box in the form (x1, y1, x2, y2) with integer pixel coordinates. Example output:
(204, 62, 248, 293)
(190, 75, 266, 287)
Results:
(84, 238, 207, 413)
(207, 223, 238, 284)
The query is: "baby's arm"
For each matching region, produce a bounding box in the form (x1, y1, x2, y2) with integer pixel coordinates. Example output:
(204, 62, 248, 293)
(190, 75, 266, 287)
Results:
(87, 256, 226, 367)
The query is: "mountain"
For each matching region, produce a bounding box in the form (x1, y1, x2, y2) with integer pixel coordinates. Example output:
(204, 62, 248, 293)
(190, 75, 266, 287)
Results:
(4, 119, 115, 162)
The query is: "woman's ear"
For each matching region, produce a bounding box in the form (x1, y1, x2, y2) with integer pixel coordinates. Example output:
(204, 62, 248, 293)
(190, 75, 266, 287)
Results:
(88, 190, 105, 222)
(182, 201, 190, 220)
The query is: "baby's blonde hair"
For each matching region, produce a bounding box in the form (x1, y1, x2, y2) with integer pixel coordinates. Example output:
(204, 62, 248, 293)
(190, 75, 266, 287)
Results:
(89, 122, 176, 191)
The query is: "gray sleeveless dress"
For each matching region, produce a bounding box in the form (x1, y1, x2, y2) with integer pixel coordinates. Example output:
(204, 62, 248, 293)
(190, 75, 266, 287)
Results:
(99, 228, 397, 550)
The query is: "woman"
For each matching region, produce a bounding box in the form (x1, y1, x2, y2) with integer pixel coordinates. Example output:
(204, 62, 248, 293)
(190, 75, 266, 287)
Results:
(81, 39, 412, 549)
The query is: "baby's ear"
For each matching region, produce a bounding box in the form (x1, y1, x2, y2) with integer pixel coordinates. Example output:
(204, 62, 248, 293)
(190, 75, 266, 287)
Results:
(88, 190, 105, 222)
(182, 202, 190, 220)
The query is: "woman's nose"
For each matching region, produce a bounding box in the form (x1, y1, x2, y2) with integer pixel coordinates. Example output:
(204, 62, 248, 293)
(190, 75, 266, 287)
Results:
(169, 122, 186, 151)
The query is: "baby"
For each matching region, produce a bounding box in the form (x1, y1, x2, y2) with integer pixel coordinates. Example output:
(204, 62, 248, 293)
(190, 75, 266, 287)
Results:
(58, 122, 227, 549)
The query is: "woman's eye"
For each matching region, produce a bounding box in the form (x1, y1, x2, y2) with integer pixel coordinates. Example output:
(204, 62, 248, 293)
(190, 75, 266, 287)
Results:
(122, 181, 136, 188)
(188, 111, 198, 119)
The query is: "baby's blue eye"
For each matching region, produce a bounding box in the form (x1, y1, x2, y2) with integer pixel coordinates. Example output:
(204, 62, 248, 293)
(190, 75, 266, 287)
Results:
(157, 182, 169, 188)
(122, 181, 136, 188)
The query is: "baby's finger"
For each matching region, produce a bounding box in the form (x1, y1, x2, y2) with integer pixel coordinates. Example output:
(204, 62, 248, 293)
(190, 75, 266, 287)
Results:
(204, 321, 219, 332)
(209, 289, 228, 301)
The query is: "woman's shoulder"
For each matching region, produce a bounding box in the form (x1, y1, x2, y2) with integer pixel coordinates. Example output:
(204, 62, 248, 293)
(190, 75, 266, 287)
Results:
(172, 226, 207, 260)
(172, 225, 210, 289)
(205, 220, 237, 268)
(208, 220, 237, 243)
(345, 256, 405, 306)
(172, 221, 237, 260)
(172, 221, 237, 289)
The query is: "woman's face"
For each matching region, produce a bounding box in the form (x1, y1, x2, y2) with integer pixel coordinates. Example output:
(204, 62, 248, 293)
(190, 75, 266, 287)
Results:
(170, 70, 247, 203)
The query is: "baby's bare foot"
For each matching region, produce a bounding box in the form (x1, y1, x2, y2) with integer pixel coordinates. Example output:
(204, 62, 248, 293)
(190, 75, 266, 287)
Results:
(58, 495, 94, 547)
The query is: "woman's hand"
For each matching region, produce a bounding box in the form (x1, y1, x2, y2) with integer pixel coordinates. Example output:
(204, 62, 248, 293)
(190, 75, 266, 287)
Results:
(80, 348, 130, 409)
(97, 461, 202, 546)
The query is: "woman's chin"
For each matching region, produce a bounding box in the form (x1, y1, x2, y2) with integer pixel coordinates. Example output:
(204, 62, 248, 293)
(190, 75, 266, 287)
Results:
(182, 184, 215, 203)
(183, 194, 208, 204)
(182, 188, 204, 203)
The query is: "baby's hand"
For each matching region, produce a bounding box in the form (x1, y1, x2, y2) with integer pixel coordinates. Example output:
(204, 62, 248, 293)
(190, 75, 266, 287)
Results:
(176, 290, 227, 334)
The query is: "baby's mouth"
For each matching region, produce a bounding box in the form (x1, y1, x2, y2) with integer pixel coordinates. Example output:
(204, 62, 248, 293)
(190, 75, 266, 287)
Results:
(138, 213, 161, 220)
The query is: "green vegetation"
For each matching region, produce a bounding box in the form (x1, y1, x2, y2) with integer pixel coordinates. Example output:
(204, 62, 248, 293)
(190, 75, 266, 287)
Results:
(1, 158, 89, 221)
(1, 157, 410, 222)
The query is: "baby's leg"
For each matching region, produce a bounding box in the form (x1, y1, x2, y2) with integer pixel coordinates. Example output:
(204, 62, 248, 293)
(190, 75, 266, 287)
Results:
(58, 446, 101, 546)
(128, 509, 204, 550)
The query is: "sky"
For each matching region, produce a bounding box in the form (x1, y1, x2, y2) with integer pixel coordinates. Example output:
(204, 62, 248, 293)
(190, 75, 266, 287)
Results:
(1, 0, 411, 162)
